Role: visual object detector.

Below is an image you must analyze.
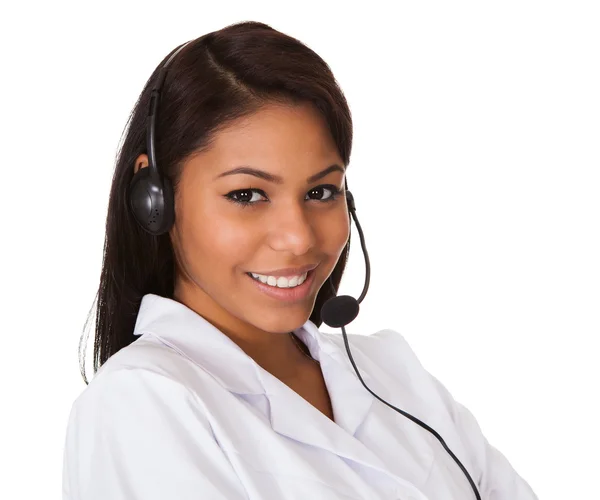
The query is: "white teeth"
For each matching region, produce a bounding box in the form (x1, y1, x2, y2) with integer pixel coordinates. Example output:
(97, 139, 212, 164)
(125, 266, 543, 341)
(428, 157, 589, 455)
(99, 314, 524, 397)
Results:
(250, 271, 308, 288)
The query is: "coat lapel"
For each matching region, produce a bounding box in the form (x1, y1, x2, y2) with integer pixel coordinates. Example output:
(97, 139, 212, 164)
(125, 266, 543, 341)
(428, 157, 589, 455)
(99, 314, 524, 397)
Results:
(258, 320, 402, 479)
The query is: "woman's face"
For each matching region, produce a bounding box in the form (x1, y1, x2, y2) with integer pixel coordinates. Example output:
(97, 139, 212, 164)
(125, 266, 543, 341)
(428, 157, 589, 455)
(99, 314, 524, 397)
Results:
(143, 102, 349, 342)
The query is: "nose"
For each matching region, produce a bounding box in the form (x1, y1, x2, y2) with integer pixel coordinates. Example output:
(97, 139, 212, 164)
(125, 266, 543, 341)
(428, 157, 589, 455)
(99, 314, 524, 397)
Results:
(268, 201, 317, 255)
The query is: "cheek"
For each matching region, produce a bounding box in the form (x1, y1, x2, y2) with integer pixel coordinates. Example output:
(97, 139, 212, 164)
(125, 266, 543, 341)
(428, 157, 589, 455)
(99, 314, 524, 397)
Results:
(323, 206, 351, 251)
(180, 204, 256, 274)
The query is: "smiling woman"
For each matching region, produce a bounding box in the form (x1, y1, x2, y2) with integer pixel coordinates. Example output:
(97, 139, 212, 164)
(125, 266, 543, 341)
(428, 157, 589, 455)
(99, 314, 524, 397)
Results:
(63, 20, 538, 500)
(146, 102, 351, 349)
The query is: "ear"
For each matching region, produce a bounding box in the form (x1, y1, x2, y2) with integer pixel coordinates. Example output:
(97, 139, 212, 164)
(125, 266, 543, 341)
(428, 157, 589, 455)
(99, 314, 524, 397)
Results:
(134, 153, 149, 174)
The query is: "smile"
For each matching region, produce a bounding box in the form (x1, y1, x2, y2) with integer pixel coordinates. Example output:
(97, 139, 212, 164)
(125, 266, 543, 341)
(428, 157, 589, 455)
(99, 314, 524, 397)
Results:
(246, 269, 316, 303)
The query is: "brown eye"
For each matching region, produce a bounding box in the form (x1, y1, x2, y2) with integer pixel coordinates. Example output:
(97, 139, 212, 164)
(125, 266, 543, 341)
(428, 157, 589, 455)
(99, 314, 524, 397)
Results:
(225, 189, 267, 206)
(306, 185, 341, 201)
(224, 184, 341, 208)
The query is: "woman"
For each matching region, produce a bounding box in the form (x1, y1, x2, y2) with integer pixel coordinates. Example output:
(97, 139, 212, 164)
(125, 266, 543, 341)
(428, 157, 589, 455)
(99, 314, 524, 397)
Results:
(62, 21, 538, 500)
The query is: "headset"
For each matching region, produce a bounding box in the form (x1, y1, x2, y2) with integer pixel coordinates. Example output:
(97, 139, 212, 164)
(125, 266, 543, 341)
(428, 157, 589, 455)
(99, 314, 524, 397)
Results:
(128, 40, 482, 500)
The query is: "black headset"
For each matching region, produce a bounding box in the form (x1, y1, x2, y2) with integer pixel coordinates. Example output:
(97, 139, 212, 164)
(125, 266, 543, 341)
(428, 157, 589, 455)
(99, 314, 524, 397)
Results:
(128, 42, 189, 235)
(128, 39, 481, 500)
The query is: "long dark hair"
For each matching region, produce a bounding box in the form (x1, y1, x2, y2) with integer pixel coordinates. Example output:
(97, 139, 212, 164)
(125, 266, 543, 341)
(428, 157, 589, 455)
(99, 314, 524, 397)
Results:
(80, 21, 354, 385)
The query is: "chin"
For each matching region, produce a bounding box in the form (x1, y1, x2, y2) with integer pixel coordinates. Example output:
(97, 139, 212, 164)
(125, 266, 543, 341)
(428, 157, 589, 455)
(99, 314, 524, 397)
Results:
(251, 308, 312, 334)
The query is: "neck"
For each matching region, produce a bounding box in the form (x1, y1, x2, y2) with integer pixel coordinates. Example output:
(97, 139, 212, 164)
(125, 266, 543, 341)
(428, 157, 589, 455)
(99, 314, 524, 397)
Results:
(172, 283, 313, 379)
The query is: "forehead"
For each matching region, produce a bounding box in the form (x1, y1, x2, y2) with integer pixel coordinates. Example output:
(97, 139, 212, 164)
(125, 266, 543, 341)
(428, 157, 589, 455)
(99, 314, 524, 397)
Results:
(200, 103, 340, 168)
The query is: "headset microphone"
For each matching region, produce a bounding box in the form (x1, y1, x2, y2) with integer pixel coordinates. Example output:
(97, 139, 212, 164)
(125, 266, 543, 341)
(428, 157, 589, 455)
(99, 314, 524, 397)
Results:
(320, 190, 369, 328)
(129, 39, 481, 500)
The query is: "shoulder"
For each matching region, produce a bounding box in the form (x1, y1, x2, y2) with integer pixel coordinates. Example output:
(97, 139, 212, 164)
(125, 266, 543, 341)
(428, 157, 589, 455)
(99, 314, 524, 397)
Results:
(321, 327, 422, 375)
(73, 334, 206, 417)
(321, 328, 454, 418)
(91, 332, 199, 384)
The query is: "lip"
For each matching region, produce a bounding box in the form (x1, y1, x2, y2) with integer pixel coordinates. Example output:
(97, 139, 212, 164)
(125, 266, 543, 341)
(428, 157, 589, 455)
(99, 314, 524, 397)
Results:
(246, 268, 317, 303)
(248, 263, 318, 278)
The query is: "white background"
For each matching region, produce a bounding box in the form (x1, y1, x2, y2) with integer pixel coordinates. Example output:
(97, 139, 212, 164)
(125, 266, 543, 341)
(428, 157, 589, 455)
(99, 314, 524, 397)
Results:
(1, 1, 598, 499)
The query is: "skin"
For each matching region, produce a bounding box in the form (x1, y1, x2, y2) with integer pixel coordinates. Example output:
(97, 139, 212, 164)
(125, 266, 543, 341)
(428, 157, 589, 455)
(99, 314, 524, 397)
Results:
(134, 103, 349, 396)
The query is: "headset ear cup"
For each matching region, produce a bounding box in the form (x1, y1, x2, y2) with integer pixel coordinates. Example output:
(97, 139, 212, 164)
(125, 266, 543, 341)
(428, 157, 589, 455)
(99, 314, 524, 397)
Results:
(161, 176, 175, 232)
(129, 167, 153, 228)
(128, 167, 174, 236)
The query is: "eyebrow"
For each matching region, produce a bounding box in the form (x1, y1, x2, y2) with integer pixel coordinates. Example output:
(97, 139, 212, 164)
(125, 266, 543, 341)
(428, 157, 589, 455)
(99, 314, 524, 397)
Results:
(214, 164, 346, 184)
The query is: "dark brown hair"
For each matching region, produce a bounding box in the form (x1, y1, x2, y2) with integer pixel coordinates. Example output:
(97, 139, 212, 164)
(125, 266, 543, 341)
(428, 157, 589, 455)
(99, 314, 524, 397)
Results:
(80, 21, 354, 384)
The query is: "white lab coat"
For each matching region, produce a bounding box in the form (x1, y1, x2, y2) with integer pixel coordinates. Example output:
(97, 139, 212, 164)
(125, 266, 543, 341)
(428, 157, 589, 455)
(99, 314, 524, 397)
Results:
(62, 294, 538, 500)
